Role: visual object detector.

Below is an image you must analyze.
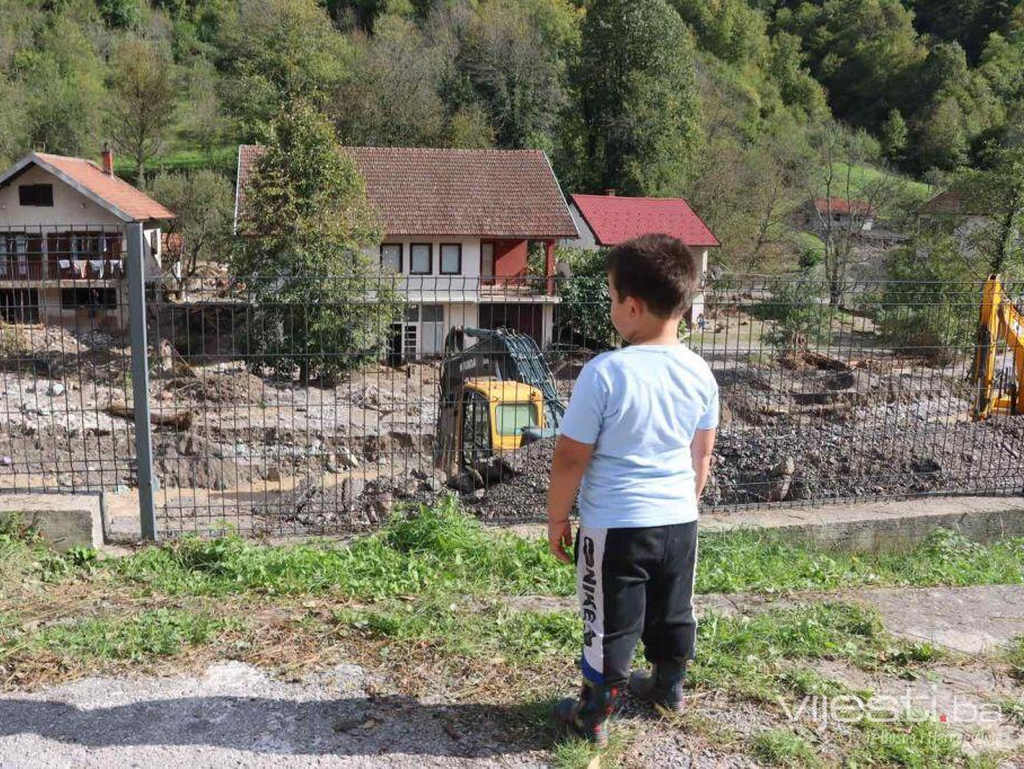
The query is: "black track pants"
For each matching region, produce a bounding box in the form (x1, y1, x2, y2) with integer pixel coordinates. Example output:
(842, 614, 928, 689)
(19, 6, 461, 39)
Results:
(574, 521, 698, 686)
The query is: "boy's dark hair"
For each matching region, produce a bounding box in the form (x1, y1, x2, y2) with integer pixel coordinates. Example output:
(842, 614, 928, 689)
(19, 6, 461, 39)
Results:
(604, 233, 699, 318)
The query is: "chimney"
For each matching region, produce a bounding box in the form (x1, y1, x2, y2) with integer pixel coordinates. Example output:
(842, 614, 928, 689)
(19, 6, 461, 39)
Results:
(604, 188, 616, 196)
(101, 143, 113, 175)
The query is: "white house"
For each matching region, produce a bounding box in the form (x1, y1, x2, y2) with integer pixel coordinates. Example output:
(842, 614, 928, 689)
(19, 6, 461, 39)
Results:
(0, 148, 174, 328)
(235, 145, 578, 360)
(560, 192, 720, 326)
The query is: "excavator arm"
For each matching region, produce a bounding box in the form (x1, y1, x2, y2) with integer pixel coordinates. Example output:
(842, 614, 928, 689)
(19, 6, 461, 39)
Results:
(972, 274, 1024, 419)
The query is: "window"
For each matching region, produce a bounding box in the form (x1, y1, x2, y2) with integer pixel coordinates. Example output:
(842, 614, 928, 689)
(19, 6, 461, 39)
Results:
(18, 184, 53, 207)
(61, 288, 117, 310)
(420, 304, 443, 322)
(380, 243, 402, 273)
(410, 243, 431, 274)
(440, 243, 461, 275)
(481, 242, 495, 280)
(462, 391, 491, 464)
(494, 403, 539, 436)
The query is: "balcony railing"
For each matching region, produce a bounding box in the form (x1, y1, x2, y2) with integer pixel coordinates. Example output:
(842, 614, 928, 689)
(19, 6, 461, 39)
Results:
(0, 257, 124, 282)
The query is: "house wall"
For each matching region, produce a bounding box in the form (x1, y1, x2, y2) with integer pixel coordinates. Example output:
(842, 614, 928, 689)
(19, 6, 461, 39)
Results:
(0, 165, 124, 228)
(493, 239, 528, 278)
(559, 203, 599, 250)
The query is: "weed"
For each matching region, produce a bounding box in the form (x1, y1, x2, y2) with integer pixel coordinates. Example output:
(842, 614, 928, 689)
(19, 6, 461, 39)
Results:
(849, 715, 960, 768)
(37, 608, 234, 662)
(1006, 636, 1024, 681)
(751, 728, 821, 767)
(996, 696, 1024, 727)
(697, 528, 1024, 594)
(552, 727, 631, 769)
(780, 668, 846, 698)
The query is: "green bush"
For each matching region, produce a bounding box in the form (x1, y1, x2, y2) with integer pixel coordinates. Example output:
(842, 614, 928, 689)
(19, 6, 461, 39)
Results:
(555, 247, 616, 350)
(877, 236, 976, 363)
(757, 277, 828, 355)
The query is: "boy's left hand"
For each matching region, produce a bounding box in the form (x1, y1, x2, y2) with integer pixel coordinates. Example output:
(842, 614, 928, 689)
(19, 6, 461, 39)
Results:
(548, 518, 573, 564)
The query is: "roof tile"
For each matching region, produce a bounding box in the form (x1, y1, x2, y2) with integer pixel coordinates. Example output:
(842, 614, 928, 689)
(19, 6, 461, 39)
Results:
(32, 153, 174, 221)
(236, 145, 577, 239)
(571, 194, 719, 248)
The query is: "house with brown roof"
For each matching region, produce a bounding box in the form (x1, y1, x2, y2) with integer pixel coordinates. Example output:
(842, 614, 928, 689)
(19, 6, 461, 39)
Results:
(0, 148, 174, 328)
(235, 145, 578, 359)
(559, 191, 720, 326)
(802, 197, 876, 232)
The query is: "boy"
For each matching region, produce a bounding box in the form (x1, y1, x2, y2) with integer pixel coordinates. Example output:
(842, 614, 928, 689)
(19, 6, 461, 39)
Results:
(549, 233, 718, 746)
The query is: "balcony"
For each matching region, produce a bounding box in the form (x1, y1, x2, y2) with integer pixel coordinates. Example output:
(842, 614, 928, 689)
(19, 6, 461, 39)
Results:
(0, 257, 124, 282)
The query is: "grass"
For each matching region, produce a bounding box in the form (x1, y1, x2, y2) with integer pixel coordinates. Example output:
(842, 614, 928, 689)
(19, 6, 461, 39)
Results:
(111, 145, 237, 177)
(37, 608, 234, 662)
(830, 162, 933, 207)
(751, 728, 821, 767)
(6, 504, 1024, 605)
(1007, 635, 1024, 681)
(2, 504, 1020, 768)
(793, 231, 826, 259)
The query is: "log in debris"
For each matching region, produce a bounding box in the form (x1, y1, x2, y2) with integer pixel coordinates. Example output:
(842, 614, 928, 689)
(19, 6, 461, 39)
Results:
(106, 404, 193, 430)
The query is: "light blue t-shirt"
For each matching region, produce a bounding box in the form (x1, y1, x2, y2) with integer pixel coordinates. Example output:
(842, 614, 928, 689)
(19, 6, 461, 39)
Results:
(559, 343, 719, 528)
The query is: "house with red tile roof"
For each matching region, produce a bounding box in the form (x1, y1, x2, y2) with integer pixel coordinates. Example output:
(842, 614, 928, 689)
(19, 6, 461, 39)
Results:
(0, 148, 174, 328)
(560, 192, 720, 326)
(235, 145, 578, 359)
(803, 197, 876, 232)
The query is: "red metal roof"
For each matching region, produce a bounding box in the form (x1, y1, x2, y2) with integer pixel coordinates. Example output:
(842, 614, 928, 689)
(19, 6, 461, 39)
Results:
(812, 197, 875, 216)
(570, 194, 719, 248)
(12, 152, 175, 221)
(236, 145, 577, 239)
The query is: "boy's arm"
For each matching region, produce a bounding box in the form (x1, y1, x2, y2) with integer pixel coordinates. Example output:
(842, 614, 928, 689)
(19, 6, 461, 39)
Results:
(691, 428, 716, 498)
(547, 435, 594, 563)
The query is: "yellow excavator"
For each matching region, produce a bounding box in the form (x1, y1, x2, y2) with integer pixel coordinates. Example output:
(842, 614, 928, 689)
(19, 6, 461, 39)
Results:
(972, 274, 1024, 420)
(436, 326, 565, 485)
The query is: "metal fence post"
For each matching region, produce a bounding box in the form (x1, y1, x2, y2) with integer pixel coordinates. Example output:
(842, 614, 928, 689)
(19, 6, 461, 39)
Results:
(126, 222, 157, 541)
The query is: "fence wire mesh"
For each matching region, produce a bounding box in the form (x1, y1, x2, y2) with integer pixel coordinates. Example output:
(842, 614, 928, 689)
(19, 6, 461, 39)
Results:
(0, 224, 137, 497)
(3, 265, 1023, 539)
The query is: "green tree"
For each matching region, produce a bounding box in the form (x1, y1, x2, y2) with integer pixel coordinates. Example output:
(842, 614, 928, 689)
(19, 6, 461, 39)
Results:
(456, 0, 576, 150)
(216, 0, 352, 138)
(148, 170, 234, 287)
(878, 233, 975, 363)
(231, 103, 400, 384)
(572, 0, 701, 196)
(109, 39, 178, 186)
(917, 97, 969, 171)
(952, 140, 1024, 275)
(13, 14, 106, 157)
(332, 14, 447, 147)
(881, 108, 908, 164)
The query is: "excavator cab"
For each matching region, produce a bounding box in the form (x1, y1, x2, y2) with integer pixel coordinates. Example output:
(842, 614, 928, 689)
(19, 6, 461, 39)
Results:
(457, 379, 547, 470)
(436, 326, 565, 481)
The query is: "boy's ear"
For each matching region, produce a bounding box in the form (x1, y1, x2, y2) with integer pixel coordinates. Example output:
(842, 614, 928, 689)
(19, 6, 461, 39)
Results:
(626, 295, 646, 317)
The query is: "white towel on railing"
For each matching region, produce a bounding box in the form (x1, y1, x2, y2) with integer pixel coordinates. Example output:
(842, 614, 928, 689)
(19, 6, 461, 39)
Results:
(89, 259, 105, 278)
(58, 259, 71, 269)
(73, 260, 87, 278)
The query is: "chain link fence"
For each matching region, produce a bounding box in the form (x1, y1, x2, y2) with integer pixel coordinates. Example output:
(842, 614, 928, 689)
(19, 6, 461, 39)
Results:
(2, 258, 1023, 539)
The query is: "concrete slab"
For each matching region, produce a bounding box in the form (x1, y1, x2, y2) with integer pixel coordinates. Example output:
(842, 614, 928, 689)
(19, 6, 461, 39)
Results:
(500, 495, 1024, 553)
(701, 495, 1024, 551)
(850, 584, 1024, 654)
(0, 493, 102, 552)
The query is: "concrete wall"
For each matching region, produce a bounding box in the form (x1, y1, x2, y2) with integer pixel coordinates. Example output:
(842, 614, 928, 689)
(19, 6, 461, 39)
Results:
(0, 165, 123, 228)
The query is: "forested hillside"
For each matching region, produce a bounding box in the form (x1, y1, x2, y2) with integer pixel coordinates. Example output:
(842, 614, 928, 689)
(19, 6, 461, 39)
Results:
(2, 0, 1022, 269)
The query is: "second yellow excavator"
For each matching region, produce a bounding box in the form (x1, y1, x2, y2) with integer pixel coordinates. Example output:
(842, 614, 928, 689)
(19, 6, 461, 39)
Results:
(972, 274, 1024, 420)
